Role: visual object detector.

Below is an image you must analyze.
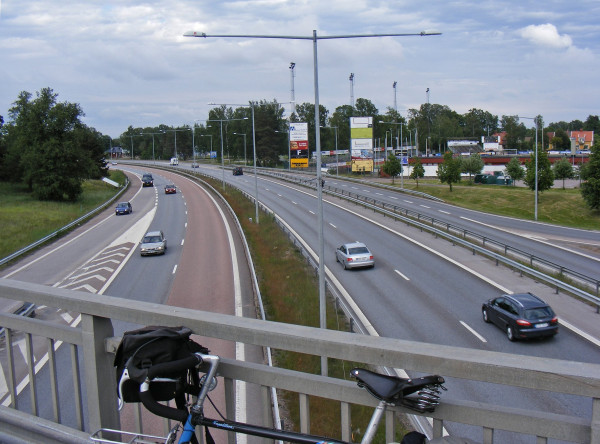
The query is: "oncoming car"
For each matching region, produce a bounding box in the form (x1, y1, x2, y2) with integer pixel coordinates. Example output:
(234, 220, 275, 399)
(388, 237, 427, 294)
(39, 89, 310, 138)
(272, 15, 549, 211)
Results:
(140, 230, 167, 256)
(232, 167, 243, 176)
(482, 293, 558, 341)
(115, 202, 132, 215)
(335, 242, 374, 269)
(142, 174, 154, 187)
(164, 184, 176, 194)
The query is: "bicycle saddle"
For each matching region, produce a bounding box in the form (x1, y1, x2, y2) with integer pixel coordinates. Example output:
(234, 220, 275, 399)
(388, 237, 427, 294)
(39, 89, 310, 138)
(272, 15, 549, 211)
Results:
(350, 368, 445, 410)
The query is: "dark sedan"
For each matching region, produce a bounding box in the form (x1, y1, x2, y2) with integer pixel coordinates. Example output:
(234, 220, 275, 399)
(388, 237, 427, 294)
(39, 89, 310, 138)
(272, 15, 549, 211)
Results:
(482, 293, 558, 341)
(115, 202, 132, 215)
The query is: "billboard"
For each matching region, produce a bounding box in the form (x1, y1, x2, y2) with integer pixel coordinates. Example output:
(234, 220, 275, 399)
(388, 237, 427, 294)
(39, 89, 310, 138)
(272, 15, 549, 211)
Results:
(350, 117, 373, 172)
(289, 122, 309, 168)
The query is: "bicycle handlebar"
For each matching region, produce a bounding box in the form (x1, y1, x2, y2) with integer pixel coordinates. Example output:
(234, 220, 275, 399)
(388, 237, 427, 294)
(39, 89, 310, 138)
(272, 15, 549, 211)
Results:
(146, 355, 201, 379)
(139, 383, 189, 422)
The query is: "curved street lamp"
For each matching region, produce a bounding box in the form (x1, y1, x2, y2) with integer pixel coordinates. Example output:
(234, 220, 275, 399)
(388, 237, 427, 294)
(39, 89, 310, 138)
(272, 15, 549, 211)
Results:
(185, 28, 441, 376)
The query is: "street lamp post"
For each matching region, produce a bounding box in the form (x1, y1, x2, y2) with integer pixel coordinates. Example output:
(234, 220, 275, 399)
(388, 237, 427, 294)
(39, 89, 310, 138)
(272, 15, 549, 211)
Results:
(164, 128, 191, 161)
(207, 117, 249, 189)
(379, 120, 405, 187)
(321, 126, 338, 175)
(198, 134, 213, 158)
(519, 116, 539, 220)
(140, 132, 162, 164)
(233, 132, 247, 166)
(208, 103, 258, 223)
(185, 28, 441, 376)
(129, 134, 143, 160)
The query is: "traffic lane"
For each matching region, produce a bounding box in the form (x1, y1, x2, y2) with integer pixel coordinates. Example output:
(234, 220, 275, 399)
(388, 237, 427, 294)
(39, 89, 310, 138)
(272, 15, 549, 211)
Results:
(252, 177, 600, 363)
(325, 177, 600, 271)
(160, 171, 243, 443)
(0, 170, 153, 286)
(105, 177, 186, 305)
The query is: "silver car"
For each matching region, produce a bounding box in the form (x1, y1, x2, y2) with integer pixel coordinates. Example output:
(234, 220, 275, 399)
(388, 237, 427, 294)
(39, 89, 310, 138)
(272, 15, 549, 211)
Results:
(140, 230, 167, 256)
(335, 242, 374, 269)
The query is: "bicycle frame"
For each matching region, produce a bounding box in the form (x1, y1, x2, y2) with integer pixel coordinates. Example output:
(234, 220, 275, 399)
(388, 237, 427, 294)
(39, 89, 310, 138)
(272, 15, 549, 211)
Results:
(95, 351, 444, 444)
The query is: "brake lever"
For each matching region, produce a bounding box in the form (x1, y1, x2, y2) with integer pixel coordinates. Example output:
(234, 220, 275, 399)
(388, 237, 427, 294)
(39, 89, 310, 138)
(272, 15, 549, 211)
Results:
(117, 367, 130, 411)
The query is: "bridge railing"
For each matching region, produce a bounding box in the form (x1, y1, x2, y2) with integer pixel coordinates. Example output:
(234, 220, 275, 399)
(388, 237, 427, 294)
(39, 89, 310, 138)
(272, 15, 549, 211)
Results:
(1, 279, 599, 444)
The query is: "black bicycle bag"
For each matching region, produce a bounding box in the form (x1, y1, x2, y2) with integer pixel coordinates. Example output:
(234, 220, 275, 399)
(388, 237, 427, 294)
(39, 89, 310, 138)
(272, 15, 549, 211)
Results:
(114, 325, 208, 403)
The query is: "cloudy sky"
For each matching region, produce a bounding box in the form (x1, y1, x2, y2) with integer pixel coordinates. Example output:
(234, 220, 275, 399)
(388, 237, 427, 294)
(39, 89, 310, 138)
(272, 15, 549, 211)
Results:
(1, 1, 599, 138)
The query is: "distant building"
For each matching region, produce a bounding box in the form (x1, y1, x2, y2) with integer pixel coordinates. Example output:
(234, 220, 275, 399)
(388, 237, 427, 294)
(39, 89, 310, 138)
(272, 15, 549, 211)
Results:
(107, 146, 124, 158)
(547, 130, 594, 152)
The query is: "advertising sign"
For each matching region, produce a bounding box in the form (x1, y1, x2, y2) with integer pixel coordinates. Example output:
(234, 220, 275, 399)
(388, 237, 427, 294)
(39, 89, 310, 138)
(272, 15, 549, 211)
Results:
(290, 122, 309, 168)
(350, 117, 373, 172)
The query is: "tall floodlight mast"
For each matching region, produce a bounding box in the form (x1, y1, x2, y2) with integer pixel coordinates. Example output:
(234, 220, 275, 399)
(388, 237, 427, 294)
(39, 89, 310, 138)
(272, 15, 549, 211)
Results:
(289, 62, 296, 116)
(349, 72, 355, 108)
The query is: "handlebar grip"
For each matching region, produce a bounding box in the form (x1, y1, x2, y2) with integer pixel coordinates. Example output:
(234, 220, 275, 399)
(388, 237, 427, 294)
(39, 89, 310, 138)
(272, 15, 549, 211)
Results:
(139, 385, 189, 422)
(146, 355, 201, 379)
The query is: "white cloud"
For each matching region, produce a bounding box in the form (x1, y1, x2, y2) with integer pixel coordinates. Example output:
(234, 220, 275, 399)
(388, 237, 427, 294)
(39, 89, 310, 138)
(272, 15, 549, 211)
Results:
(519, 23, 572, 49)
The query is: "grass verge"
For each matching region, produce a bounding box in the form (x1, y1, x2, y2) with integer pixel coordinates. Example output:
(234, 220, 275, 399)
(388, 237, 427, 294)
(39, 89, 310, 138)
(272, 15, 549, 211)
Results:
(382, 178, 599, 230)
(0, 170, 127, 261)
(205, 177, 408, 443)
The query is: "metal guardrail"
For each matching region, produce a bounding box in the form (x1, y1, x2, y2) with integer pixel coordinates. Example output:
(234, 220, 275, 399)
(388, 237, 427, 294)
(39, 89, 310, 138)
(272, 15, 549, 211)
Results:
(259, 170, 600, 306)
(0, 179, 129, 268)
(0, 279, 599, 444)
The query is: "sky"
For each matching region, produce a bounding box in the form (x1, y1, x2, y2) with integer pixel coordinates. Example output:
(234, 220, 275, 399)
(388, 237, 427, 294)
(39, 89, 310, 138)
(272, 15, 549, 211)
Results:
(1, 1, 599, 138)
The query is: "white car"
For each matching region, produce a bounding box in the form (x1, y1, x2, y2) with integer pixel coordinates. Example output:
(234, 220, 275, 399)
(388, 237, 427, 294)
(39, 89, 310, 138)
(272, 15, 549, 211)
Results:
(140, 230, 167, 256)
(335, 242, 374, 269)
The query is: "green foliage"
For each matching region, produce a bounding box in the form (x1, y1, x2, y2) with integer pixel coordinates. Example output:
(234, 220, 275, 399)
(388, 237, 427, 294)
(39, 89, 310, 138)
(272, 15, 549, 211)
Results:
(581, 141, 600, 210)
(436, 151, 462, 191)
(409, 157, 425, 186)
(2, 87, 107, 201)
(524, 149, 554, 193)
(381, 154, 402, 184)
(461, 154, 484, 182)
(552, 157, 575, 189)
(505, 157, 525, 184)
(551, 129, 571, 150)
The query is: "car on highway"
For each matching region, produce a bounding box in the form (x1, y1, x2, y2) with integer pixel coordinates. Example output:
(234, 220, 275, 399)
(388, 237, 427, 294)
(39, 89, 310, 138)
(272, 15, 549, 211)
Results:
(232, 166, 243, 176)
(142, 174, 154, 187)
(482, 293, 558, 341)
(115, 202, 132, 215)
(140, 230, 167, 256)
(191, 162, 199, 168)
(335, 242, 374, 269)
(164, 184, 176, 194)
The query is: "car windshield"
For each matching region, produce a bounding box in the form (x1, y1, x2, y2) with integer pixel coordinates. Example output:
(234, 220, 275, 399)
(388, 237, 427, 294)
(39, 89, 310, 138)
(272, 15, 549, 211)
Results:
(143, 236, 162, 243)
(348, 247, 369, 255)
(524, 307, 553, 320)
(117, 203, 127, 208)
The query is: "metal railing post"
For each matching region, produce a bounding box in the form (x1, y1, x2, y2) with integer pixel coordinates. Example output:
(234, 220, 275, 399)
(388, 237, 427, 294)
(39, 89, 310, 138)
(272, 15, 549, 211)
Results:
(81, 314, 120, 434)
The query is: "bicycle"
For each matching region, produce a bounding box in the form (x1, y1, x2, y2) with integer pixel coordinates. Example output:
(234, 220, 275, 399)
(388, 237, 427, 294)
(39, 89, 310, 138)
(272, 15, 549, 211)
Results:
(92, 351, 446, 444)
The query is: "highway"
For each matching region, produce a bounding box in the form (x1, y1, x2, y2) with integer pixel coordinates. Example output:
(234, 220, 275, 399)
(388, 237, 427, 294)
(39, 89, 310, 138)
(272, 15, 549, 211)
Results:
(1, 161, 599, 443)
(0, 165, 263, 443)
(189, 163, 600, 444)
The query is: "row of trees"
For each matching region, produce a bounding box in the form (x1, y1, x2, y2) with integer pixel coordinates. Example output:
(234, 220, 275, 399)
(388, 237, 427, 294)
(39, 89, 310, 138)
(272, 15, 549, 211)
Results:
(118, 100, 600, 166)
(1, 87, 598, 208)
(0, 88, 108, 201)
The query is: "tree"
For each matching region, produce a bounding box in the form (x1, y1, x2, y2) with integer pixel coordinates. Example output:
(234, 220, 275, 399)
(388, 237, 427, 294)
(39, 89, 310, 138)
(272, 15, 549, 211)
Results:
(437, 151, 462, 191)
(3, 87, 105, 200)
(461, 154, 484, 182)
(524, 149, 554, 193)
(505, 157, 525, 185)
(551, 129, 570, 151)
(580, 140, 600, 209)
(409, 157, 425, 187)
(552, 157, 574, 189)
(381, 154, 402, 184)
